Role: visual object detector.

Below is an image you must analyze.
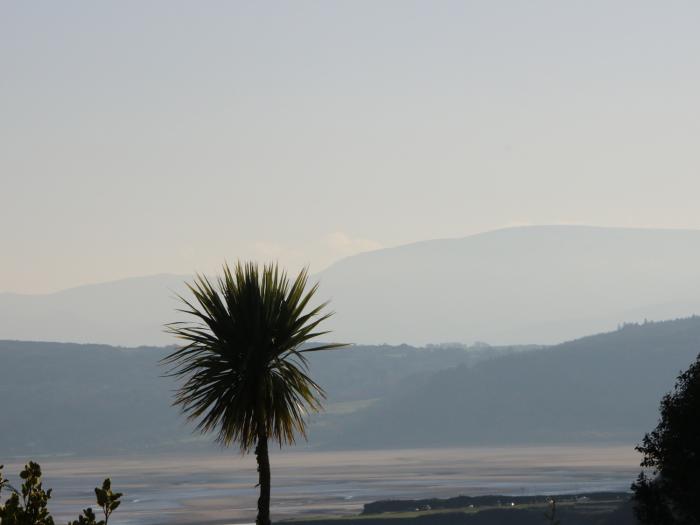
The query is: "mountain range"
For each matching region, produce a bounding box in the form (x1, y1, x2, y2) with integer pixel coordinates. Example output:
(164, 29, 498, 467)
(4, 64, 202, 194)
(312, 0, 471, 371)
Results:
(3, 225, 700, 346)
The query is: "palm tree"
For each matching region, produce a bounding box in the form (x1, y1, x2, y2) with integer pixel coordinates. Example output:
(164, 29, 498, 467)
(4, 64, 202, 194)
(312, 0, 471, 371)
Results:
(162, 262, 346, 525)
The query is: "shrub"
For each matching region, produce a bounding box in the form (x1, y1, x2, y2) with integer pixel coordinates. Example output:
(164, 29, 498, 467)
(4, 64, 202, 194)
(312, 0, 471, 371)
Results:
(0, 462, 121, 525)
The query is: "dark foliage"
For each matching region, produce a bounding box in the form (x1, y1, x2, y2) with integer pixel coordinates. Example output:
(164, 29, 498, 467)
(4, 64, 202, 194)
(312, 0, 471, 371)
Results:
(0, 463, 121, 525)
(0, 462, 54, 525)
(632, 354, 700, 524)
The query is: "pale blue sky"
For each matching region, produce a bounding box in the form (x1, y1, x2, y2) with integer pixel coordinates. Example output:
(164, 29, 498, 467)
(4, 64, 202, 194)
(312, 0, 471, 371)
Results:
(2, 1, 700, 293)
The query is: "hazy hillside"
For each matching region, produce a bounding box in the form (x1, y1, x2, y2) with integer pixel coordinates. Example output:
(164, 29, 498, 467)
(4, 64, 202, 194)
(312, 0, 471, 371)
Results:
(315, 317, 700, 449)
(3, 226, 700, 346)
(2, 317, 700, 456)
(318, 225, 700, 345)
(0, 340, 516, 455)
(0, 274, 190, 346)
(0, 341, 180, 455)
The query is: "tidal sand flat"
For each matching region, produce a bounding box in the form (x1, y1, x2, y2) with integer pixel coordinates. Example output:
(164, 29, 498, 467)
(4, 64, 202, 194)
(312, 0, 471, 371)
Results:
(3, 445, 641, 525)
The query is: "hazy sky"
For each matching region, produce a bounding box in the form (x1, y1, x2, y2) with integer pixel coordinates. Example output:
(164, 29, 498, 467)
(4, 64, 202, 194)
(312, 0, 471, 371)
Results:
(2, 1, 700, 294)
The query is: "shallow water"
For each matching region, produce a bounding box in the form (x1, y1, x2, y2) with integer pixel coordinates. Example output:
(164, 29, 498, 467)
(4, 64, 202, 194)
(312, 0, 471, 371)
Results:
(2, 445, 641, 525)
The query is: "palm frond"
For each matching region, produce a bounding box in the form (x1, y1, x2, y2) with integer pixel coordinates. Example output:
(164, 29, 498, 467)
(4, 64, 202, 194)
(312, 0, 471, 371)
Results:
(162, 262, 348, 451)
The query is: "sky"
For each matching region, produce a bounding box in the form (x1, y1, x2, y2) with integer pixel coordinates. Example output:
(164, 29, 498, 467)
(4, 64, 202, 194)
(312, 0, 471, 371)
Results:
(2, 1, 700, 294)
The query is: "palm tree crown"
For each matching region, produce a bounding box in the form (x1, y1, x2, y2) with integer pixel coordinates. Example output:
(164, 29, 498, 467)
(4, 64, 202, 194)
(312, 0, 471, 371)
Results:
(162, 262, 343, 450)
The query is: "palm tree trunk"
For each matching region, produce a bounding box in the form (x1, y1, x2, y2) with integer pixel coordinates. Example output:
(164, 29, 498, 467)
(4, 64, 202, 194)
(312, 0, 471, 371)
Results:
(255, 431, 271, 525)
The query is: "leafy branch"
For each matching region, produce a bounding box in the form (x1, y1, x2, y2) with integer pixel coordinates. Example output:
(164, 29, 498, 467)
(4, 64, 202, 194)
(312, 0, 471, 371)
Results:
(0, 462, 122, 525)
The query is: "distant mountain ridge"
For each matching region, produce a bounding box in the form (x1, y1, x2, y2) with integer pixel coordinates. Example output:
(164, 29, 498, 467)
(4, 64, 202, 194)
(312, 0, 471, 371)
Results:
(315, 316, 700, 448)
(3, 225, 700, 346)
(0, 274, 191, 346)
(0, 339, 522, 455)
(2, 317, 700, 455)
(318, 225, 700, 345)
